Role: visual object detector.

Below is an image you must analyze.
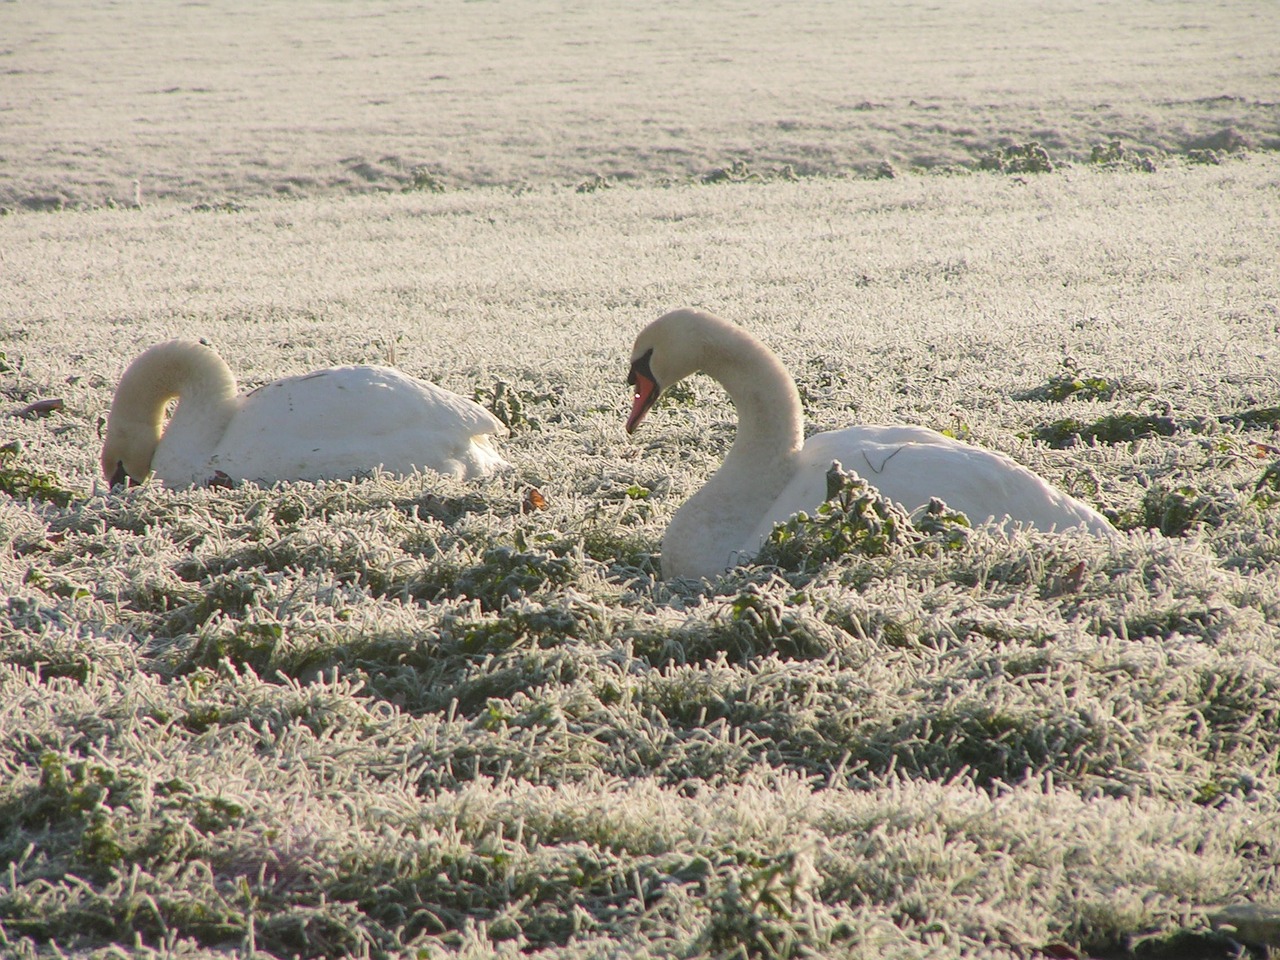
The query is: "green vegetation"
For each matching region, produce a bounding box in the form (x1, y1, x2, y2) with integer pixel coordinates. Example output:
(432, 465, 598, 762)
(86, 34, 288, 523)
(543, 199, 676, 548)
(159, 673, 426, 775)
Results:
(1089, 140, 1159, 173)
(3, 17, 1280, 950)
(0, 445, 78, 508)
(978, 141, 1055, 174)
(1017, 370, 1120, 404)
(1032, 411, 1181, 448)
(3, 162, 1280, 956)
(758, 463, 970, 571)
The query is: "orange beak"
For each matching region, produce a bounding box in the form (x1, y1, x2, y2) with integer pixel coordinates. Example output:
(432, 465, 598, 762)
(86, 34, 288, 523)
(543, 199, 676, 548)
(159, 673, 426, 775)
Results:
(626, 349, 659, 434)
(626, 373, 658, 434)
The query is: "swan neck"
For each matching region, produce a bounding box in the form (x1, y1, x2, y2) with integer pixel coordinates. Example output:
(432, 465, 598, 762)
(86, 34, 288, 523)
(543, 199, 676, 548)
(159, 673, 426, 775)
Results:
(104, 341, 241, 479)
(117, 342, 239, 426)
(708, 329, 804, 461)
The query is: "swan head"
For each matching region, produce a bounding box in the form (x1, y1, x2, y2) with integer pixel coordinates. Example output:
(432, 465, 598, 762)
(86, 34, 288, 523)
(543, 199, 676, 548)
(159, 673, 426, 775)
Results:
(100, 417, 157, 486)
(626, 308, 733, 434)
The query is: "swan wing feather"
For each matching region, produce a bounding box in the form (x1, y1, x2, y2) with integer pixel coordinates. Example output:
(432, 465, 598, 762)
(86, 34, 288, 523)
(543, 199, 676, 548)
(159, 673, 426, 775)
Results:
(206, 366, 507, 483)
(743, 425, 1112, 552)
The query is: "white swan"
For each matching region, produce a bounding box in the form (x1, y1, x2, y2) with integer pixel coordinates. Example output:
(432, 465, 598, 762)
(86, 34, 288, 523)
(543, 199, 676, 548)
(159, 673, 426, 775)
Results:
(626, 309, 1115, 580)
(101, 339, 509, 487)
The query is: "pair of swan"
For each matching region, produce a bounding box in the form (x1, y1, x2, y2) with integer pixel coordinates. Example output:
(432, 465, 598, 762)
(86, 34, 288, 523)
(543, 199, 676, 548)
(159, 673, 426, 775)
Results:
(100, 340, 509, 487)
(626, 309, 1114, 580)
(102, 310, 1113, 581)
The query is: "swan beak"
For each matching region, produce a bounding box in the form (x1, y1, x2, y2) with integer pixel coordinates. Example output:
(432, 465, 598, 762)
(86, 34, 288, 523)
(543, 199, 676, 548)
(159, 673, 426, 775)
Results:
(108, 460, 129, 488)
(626, 350, 659, 434)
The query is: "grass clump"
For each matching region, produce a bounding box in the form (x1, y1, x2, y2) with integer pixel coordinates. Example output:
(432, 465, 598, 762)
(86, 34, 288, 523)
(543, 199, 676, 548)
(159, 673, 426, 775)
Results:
(1253, 461, 1280, 508)
(3, 162, 1280, 959)
(1033, 411, 1180, 448)
(450, 541, 584, 611)
(1089, 139, 1158, 172)
(575, 174, 612, 193)
(758, 462, 970, 573)
(701, 159, 800, 185)
(1141, 482, 1232, 536)
(473, 380, 538, 432)
(1222, 405, 1280, 431)
(1187, 148, 1229, 165)
(407, 166, 446, 192)
(1018, 369, 1120, 403)
(0, 444, 78, 508)
(978, 141, 1055, 174)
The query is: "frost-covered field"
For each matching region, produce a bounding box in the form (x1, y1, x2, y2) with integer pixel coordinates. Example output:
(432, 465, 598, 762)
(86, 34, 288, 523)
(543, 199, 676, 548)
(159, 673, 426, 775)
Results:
(4, 1, 1280, 958)
(4, 0, 1279, 207)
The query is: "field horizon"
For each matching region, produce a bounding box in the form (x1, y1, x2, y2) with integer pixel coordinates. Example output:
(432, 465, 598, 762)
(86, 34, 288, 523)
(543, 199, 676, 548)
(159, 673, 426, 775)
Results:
(3, 2, 1280, 958)
(4, 0, 1280, 209)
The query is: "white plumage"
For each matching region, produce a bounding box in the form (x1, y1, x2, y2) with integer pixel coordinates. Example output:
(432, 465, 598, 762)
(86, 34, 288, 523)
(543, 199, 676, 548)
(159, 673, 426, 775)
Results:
(625, 309, 1114, 580)
(101, 340, 508, 487)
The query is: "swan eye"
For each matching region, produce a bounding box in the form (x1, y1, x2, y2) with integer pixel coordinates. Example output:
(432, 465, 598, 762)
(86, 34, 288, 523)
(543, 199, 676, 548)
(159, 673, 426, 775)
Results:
(627, 348, 655, 388)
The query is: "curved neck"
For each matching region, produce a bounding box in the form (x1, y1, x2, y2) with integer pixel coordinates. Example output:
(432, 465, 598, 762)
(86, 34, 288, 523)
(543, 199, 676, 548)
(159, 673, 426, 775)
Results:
(666, 323, 806, 575)
(115, 341, 239, 429)
(105, 341, 240, 478)
(701, 324, 804, 466)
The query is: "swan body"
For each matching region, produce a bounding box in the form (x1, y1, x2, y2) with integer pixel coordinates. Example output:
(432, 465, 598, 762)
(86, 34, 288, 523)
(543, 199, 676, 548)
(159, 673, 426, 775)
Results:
(101, 340, 509, 487)
(626, 309, 1115, 580)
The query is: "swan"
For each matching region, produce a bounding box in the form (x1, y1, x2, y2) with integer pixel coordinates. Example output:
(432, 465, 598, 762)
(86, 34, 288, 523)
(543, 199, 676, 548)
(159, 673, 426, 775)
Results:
(625, 309, 1115, 580)
(101, 339, 509, 487)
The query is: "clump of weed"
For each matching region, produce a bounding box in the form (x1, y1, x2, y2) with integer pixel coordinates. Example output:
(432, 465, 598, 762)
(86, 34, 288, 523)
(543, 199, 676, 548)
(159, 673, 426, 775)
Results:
(473, 380, 528, 431)
(1141, 482, 1230, 536)
(759, 464, 916, 569)
(1183, 129, 1248, 165)
(190, 619, 282, 673)
(449, 542, 583, 611)
(472, 380, 556, 432)
(1187, 149, 1228, 166)
(191, 200, 246, 213)
(413, 489, 501, 525)
(581, 523, 659, 573)
(794, 357, 852, 410)
(979, 141, 1054, 174)
(185, 571, 270, 628)
(1090, 140, 1126, 165)
(575, 174, 612, 193)
(700, 159, 801, 185)
(1033, 400, 1279, 450)
(1221, 405, 1280, 430)
(910, 498, 975, 550)
(758, 462, 970, 573)
(407, 166, 446, 192)
(1018, 369, 1119, 403)
(1252, 461, 1280, 509)
(698, 851, 829, 959)
(703, 159, 760, 184)
(1089, 140, 1158, 172)
(873, 159, 898, 179)
(654, 578, 846, 665)
(0, 444, 78, 507)
(658, 380, 700, 407)
(1033, 411, 1180, 448)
